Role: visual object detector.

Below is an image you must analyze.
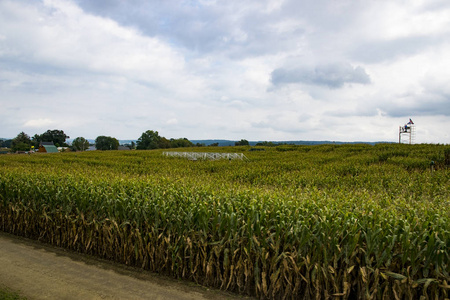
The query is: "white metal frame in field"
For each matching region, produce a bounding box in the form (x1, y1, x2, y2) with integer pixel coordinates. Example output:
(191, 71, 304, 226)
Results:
(163, 151, 247, 161)
(399, 123, 416, 144)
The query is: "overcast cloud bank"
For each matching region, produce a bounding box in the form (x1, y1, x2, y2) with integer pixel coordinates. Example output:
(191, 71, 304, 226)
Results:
(1, 0, 449, 143)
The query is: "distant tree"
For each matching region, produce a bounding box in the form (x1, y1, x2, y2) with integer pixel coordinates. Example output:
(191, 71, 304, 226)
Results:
(72, 137, 90, 151)
(111, 137, 119, 150)
(136, 130, 162, 150)
(209, 143, 219, 147)
(136, 130, 195, 150)
(12, 142, 31, 152)
(38, 129, 70, 147)
(196, 143, 206, 147)
(235, 139, 249, 146)
(256, 141, 277, 147)
(5, 139, 13, 148)
(0, 139, 13, 148)
(170, 138, 194, 148)
(31, 134, 41, 148)
(13, 132, 31, 144)
(11, 132, 31, 152)
(445, 147, 450, 166)
(159, 137, 171, 149)
(95, 136, 119, 150)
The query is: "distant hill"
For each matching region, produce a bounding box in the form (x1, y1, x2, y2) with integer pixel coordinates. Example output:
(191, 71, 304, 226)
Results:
(66, 138, 391, 147)
(191, 140, 389, 146)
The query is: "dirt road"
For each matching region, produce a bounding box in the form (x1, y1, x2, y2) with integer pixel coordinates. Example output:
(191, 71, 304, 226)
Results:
(0, 232, 251, 300)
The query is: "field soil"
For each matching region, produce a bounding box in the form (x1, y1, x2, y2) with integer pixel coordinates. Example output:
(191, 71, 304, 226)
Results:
(0, 231, 250, 300)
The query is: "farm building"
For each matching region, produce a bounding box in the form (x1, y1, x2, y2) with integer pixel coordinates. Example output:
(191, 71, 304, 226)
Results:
(38, 142, 58, 153)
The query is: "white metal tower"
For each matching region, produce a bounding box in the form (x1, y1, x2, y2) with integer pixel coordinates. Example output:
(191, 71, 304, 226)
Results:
(399, 119, 415, 144)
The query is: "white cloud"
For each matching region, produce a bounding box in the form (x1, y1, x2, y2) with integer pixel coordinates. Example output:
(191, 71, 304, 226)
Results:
(0, 0, 189, 87)
(24, 118, 55, 128)
(373, 1, 450, 40)
(166, 118, 178, 125)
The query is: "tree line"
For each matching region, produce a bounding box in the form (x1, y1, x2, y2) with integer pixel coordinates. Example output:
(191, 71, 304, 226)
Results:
(0, 129, 226, 152)
(0, 130, 70, 152)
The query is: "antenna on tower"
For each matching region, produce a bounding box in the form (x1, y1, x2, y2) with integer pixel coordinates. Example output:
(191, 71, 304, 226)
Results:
(399, 118, 415, 144)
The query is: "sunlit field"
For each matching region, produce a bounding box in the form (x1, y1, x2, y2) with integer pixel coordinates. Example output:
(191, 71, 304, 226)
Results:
(1, 144, 449, 299)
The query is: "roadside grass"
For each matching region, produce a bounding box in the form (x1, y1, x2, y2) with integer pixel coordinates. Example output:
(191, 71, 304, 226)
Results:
(0, 286, 26, 300)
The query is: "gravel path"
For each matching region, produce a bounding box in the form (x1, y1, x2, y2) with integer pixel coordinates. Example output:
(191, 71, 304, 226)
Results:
(0, 232, 251, 300)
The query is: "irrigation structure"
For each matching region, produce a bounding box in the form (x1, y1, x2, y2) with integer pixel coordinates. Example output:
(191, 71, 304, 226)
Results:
(399, 118, 416, 144)
(163, 151, 248, 161)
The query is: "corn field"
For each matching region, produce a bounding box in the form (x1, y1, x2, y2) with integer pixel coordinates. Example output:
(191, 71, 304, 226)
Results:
(0, 143, 449, 299)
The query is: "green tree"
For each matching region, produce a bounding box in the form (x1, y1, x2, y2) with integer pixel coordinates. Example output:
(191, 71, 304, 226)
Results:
(170, 138, 194, 148)
(31, 134, 41, 148)
(95, 136, 119, 150)
(11, 132, 31, 152)
(445, 147, 450, 166)
(0, 139, 12, 148)
(159, 137, 171, 149)
(38, 129, 70, 147)
(72, 137, 90, 151)
(256, 141, 277, 147)
(136, 130, 162, 150)
(235, 139, 249, 146)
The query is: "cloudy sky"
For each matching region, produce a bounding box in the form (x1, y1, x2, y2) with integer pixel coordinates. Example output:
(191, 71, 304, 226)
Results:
(1, 0, 449, 143)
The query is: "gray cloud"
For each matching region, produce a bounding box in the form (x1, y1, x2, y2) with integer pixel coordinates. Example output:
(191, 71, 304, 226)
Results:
(72, 0, 311, 58)
(71, 0, 450, 66)
(271, 63, 371, 88)
(380, 74, 450, 118)
(381, 93, 450, 118)
(352, 35, 442, 63)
